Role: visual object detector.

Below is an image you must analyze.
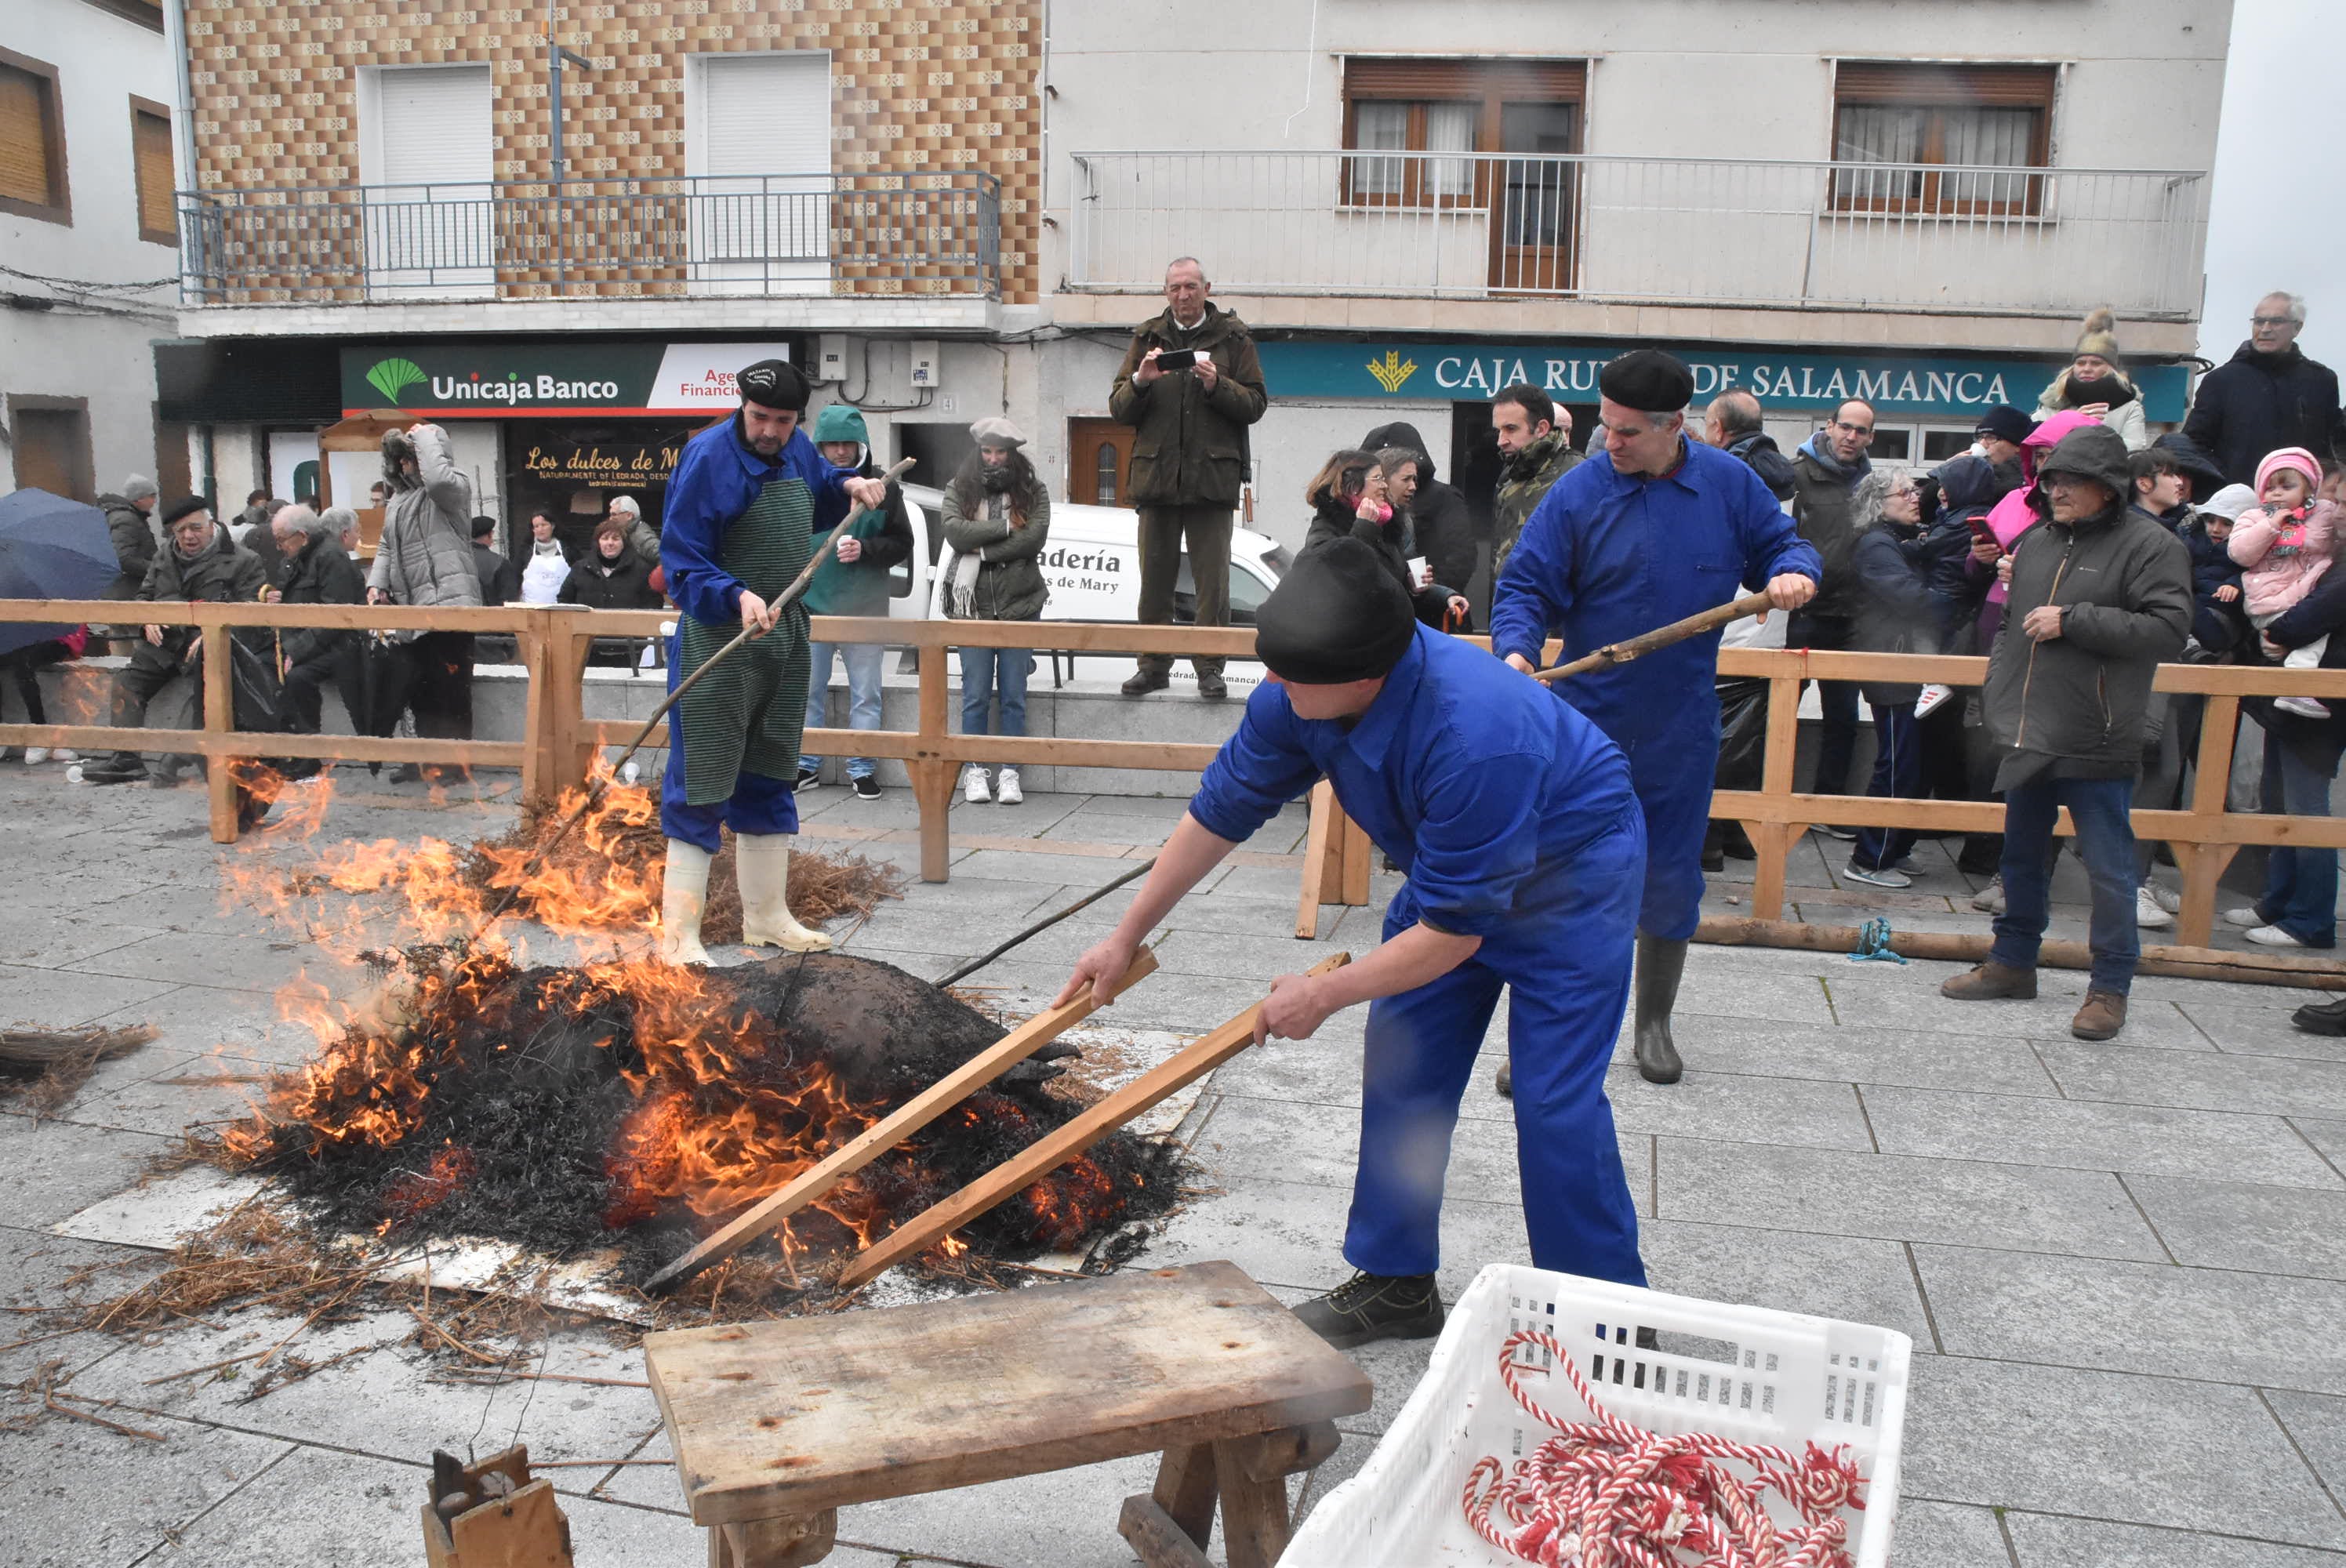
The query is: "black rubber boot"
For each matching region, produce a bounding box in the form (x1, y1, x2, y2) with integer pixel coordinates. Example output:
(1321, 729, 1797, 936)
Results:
(1632, 935, 1688, 1085)
(1291, 1271, 1445, 1350)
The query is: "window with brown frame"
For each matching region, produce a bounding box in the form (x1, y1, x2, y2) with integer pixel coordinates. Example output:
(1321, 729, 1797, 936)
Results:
(1831, 62, 2055, 216)
(0, 48, 70, 225)
(1341, 59, 1585, 209)
(131, 96, 176, 245)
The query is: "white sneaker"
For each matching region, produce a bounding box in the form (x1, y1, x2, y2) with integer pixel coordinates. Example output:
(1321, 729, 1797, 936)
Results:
(963, 764, 991, 804)
(1914, 683, 1955, 719)
(1843, 862, 1912, 889)
(995, 767, 1022, 805)
(2151, 883, 2181, 914)
(2246, 924, 2306, 948)
(50, 748, 76, 762)
(2222, 906, 2264, 927)
(2275, 695, 2331, 720)
(1970, 877, 2005, 914)
(21, 747, 49, 765)
(2134, 885, 2175, 930)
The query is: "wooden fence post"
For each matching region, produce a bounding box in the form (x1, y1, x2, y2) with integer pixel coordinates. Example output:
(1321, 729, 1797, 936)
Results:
(2174, 692, 2244, 948)
(910, 642, 954, 883)
(202, 607, 238, 844)
(1746, 670, 1806, 920)
(518, 608, 554, 807)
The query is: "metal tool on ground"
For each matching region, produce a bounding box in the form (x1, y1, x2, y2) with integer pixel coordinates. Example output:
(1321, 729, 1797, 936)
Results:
(463, 458, 915, 945)
(1532, 588, 1774, 684)
(641, 946, 1161, 1293)
(836, 953, 1350, 1289)
(932, 857, 1160, 989)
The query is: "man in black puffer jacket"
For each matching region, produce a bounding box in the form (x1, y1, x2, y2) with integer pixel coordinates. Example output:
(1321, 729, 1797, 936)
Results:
(1941, 425, 2192, 1042)
(2184, 294, 2346, 485)
(1363, 419, 1476, 619)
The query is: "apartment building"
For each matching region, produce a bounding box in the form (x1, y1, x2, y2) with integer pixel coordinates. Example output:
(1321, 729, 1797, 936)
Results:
(2, 0, 182, 503)
(1037, 0, 2233, 546)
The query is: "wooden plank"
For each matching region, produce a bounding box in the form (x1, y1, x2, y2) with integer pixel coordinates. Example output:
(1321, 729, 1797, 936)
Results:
(1119, 1494, 1214, 1568)
(642, 949, 1161, 1292)
(2172, 842, 2242, 951)
(1151, 1441, 1220, 1545)
(711, 1512, 834, 1568)
(0, 726, 528, 768)
(1294, 782, 1336, 939)
(1338, 808, 1372, 908)
(520, 612, 552, 804)
(1226, 1420, 1340, 1482)
(202, 636, 237, 844)
(835, 955, 1350, 1290)
(1696, 916, 2346, 991)
(915, 644, 953, 882)
(642, 1261, 1372, 1526)
(1212, 1437, 1293, 1568)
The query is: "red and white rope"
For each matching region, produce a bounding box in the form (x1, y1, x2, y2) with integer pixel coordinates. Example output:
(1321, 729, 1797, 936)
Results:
(1462, 1327, 1867, 1568)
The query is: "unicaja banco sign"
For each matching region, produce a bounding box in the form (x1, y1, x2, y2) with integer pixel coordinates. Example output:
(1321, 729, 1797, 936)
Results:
(340, 342, 793, 419)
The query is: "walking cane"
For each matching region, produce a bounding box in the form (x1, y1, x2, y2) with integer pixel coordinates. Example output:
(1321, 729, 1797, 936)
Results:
(461, 457, 915, 943)
(1532, 589, 1777, 684)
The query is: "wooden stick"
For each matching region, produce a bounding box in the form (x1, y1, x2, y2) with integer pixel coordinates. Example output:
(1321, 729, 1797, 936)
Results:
(1535, 590, 1774, 684)
(1694, 915, 2346, 991)
(45, 1394, 165, 1442)
(837, 953, 1351, 1288)
(528, 1458, 670, 1469)
(643, 948, 1160, 1292)
(432, 1370, 651, 1389)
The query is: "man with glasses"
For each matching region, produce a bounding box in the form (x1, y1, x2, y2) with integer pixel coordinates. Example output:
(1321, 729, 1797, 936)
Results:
(1941, 424, 2191, 1042)
(1788, 398, 1879, 828)
(2184, 292, 2345, 488)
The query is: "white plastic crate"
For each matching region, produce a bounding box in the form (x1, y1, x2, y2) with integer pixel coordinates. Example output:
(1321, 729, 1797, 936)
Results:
(1286, 1264, 1912, 1567)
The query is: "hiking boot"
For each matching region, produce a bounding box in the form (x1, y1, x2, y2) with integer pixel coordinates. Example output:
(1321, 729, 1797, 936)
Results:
(1941, 961, 2037, 1001)
(1969, 877, 2006, 914)
(1196, 670, 1227, 700)
(2292, 996, 2346, 1036)
(1291, 1271, 1444, 1350)
(2072, 990, 2127, 1040)
(1120, 668, 1169, 697)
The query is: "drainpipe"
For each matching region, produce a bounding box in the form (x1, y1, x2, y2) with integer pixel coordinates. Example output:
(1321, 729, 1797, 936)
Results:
(165, 0, 198, 298)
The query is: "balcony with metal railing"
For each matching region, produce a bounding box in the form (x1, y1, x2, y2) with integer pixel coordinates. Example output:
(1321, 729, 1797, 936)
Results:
(1068, 151, 2210, 321)
(174, 171, 1002, 307)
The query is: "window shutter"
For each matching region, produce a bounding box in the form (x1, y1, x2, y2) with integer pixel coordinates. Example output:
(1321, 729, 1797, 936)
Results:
(1345, 57, 1586, 103)
(1835, 63, 2056, 110)
(700, 53, 831, 178)
(377, 65, 492, 187)
(134, 107, 176, 242)
(0, 65, 56, 206)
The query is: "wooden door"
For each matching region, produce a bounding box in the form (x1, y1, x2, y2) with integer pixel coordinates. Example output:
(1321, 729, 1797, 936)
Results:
(1068, 418, 1135, 507)
(1489, 102, 1578, 294)
(6, 398, 94, 501)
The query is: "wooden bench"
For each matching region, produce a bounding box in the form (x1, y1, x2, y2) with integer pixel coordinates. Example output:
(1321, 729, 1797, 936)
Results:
(643, 1261, 1374, 1568)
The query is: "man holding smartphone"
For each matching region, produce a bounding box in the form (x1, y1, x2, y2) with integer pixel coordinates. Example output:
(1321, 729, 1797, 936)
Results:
(1110, 256, 1269, 701)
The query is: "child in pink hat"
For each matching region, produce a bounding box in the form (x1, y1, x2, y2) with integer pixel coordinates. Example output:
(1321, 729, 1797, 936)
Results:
(2228, 446, 2338, 718)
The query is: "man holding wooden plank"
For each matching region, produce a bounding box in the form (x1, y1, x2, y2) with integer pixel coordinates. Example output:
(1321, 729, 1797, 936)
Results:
(1491, 350, 1823, 1087)
(656, 360, 889, 964)
(1057, 540, 1650, 1348)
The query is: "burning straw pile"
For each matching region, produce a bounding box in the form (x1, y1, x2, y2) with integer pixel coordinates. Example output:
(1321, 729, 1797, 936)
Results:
(209, 947, 1182, 1294)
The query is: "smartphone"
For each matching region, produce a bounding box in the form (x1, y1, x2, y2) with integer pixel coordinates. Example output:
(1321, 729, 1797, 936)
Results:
(1154, 348, 1199, 372)
(1966, 514, 1998, 544)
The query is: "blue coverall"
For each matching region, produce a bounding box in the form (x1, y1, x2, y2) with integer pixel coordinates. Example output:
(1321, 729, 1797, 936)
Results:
(1189, 626, 1650, 1286)
(658, 417, 854, 852)
(1489, 442, 1821, 941)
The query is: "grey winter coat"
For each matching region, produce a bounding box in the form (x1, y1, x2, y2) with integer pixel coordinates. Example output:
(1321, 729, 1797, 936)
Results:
(99, 493, 159, 598)
(1982, 425, 2192, 777)
(368, 424, 482, 638)
(940, 481, 1051, 622)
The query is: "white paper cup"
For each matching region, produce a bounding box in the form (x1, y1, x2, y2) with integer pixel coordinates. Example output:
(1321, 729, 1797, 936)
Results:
(1407, 555, 1430, 588)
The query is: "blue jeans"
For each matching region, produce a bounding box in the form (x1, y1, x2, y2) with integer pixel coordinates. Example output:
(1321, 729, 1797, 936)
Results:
(958, 644, 1031, 767)
(1854, 700, 1920, 871)
(799, 640, 884, 781)
(2256, 727, 2337, 946)
(1992, 772, 2140, 993)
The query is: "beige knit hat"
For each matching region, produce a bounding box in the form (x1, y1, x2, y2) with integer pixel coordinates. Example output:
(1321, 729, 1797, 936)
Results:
(2074, 307, 2122, 364)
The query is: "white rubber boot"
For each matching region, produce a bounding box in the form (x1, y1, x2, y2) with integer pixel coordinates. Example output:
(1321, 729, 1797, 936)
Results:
(657, 839, 714, 966)
(736, 833, 834, 952)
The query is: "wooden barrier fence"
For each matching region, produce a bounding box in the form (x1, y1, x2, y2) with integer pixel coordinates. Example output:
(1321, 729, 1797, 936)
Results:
(6, 600, 2344, 961)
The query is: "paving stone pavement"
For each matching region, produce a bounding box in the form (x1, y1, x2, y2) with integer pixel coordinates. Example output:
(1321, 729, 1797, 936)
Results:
(0, 763, 2341, 1566)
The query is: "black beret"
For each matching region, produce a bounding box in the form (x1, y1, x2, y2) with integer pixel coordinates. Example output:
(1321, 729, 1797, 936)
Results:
(1973, 405, 2038, 445)
(161, 495, 212, 525)
(736, 358, 809, 412)
(1255, 539, 1415, 686)
(1599, 349, 1694, 414)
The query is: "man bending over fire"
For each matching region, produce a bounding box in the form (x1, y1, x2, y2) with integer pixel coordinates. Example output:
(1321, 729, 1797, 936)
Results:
(656, 359, 889, 964)
(1055, 540, 1649, 1348)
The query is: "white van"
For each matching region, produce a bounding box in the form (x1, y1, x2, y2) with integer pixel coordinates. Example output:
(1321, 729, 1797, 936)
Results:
(878, 484, 1287, 691)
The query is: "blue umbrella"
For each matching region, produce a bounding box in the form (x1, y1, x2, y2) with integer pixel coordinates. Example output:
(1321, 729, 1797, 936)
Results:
(0, 488, 122, 658)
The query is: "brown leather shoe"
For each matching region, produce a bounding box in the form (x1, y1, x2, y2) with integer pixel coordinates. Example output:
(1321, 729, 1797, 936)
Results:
(1940, 960, 2038, 1000)
(2072, 990, 2127, 1040)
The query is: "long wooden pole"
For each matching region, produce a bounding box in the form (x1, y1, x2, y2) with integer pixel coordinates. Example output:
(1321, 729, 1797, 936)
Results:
(643, 947, 1159, 1293)
(837, 953, 1353, 1288)
(1534, 590, 1774, 684)
(1695, 915, 2346, 992)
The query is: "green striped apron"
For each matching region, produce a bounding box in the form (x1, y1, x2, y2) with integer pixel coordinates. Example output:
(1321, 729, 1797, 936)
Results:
(675, 475, 813, 805)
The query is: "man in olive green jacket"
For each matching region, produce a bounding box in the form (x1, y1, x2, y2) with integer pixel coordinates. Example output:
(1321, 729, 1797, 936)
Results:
(1109, 256, 1268, 699)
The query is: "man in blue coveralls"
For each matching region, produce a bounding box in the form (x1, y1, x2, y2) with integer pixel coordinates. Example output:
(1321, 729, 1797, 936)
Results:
(1057, 539, 1649, 1348)
(1491, 350, 1822, 1087)
(655, 360, 889, 964)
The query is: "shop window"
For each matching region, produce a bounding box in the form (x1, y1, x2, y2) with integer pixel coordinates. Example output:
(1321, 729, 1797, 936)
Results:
(1922, 429, 1980, 464)
(0, 49, 70, 226)
(131, 96, 175, 246)
(1831, 63, 2054, 216)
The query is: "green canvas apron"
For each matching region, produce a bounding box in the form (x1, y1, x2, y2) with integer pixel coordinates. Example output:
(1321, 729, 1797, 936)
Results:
(674, 474, 813, 805)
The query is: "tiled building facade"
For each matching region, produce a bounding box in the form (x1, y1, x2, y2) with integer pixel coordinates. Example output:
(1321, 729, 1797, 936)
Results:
(180, 0, 1041, 300)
